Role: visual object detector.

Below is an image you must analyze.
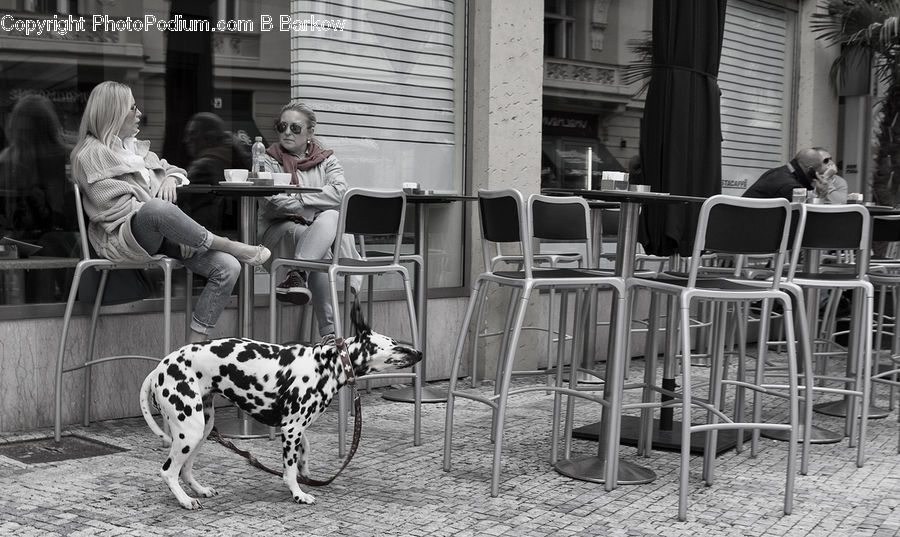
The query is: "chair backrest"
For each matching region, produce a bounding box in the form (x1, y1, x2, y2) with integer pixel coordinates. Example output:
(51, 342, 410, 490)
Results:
(871, 214, 900, 243)
(477, 188, 531, 275)
(872, 214, 900, 259)
(335, 188, 407, 265)
(688, 195, 792, 287)
(599, 207, 620, 239)
(528, 194, 593, 268)
(72, 182, 92, 262)
(788, 203, 870, 278)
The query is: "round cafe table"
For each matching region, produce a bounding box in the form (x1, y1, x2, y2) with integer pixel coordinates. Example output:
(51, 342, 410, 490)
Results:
(542, 188, 705, 487)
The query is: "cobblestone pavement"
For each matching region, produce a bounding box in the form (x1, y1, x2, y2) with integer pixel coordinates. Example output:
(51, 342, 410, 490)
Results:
(2, 357, 900, 536)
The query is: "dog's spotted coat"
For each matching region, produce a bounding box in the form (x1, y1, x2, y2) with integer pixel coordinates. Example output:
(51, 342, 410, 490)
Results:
(140, 312, 421, 509)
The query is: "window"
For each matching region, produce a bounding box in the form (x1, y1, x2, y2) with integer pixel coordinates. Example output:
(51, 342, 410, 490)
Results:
(289, 0, 467, 290)
(0, 1, 291, 309)
(719, 0, 797, 194)
(544, 0, 575, 59)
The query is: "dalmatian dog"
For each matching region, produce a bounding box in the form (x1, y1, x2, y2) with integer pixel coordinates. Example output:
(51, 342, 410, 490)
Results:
(139, 304, 421, 509)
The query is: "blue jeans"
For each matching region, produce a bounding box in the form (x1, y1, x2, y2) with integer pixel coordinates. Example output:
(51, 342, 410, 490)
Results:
(131, 199, 240, 335)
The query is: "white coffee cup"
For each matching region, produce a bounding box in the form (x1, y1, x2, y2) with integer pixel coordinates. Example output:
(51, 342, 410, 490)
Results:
(256, 171, 272, 180)
(273, 172, 292, 185)
(224, 169, 248, 182)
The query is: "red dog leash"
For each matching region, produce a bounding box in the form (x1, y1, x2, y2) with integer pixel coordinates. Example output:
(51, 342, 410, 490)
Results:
(211, 338, 362, 486)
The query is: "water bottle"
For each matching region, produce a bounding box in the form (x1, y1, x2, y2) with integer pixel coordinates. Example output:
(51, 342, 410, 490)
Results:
(250, 136, 266, 178)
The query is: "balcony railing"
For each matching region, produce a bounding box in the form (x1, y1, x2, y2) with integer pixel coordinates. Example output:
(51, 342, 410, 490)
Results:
(544, 58, 632, 102)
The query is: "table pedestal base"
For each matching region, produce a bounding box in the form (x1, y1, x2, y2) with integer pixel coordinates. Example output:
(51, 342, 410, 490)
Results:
(381, 385, 447, 404)
(813, 400, 889, 419)
(554, 455, 656, 485)
(574, 416, 751, 455)
(216, 410, 274, 439)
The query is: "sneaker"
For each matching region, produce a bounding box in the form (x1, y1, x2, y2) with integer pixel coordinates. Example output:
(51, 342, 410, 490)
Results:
(275, 270, 311, 305)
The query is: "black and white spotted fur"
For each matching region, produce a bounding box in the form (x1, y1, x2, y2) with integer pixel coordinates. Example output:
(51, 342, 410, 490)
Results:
(139, 307, 421, 509)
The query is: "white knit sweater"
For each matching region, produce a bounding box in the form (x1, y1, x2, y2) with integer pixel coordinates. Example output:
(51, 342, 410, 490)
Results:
(71, 136, 186, 263)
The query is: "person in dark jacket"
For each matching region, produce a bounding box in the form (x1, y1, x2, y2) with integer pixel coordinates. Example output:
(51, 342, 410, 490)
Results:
(743, 147, 835, 201)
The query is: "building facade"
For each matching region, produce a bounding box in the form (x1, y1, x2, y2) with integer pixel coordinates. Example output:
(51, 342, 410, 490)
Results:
(0, 0, 867, 431)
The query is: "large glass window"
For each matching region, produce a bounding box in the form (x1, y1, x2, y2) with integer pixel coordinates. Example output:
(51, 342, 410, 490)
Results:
(0, 0, 291, 307)
(289, 0, 467, 290)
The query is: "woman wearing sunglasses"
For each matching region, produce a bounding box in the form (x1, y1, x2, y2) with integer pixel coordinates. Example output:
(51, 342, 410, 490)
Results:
(257, 101, 360, 344)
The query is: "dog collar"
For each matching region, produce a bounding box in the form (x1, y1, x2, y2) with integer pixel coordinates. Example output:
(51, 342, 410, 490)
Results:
(335, 337, 355, 384)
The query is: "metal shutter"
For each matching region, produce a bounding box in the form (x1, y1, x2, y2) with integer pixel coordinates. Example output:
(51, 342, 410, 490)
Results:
(719, 0, 796, 195)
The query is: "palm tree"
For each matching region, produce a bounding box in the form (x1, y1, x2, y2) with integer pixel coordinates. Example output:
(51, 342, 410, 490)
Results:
(811, 0, 900, 205)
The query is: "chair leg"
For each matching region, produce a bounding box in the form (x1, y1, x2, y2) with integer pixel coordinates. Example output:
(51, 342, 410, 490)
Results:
(491, 287, 523, 444)
(678, 298, 694, 522)
(469, 280, 492, 388)
(562, 291, 588, 460)
(83, 269, 109, 427)
(163, 263, 173, 354)
(732, 301, 749, 454)
(702, 302, 729, 485)
(638, 291, 662, 457)
(185, 270, 193, 344)
(751, 298, 775, 458)
(55, 265, 87, 442)
(400, 271, 422, 446)
(856, 287, 874, 468)
(490, 285, 533, 497)
(550, 290, 571, 465)
(444, 279, 486, 472)
(269, 266, 279, 344)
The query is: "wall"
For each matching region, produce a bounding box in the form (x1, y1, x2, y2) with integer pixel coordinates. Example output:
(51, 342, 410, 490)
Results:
(795, 0, 840, 152)
(467, 0, 545, 378)
(0, 296, 467, 432)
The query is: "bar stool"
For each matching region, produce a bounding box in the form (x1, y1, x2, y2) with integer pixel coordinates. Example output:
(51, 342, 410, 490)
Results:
(54, 183, 189, 442)
(443, 189, 629, 496)
(268, 188, 421, 457)
(785, 203, 873, 467)
(627, 195, 798, 521)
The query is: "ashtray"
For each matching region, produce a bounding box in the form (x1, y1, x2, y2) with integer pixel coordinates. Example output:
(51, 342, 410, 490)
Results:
(253, 178, 274, 186)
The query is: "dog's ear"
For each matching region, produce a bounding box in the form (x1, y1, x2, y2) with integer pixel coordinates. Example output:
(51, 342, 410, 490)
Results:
(350, 295, 370, 335)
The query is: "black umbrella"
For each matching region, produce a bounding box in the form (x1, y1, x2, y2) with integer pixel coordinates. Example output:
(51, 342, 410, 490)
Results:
(638, 0, 726, 256)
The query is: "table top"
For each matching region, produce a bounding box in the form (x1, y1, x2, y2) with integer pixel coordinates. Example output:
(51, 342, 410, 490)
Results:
(406, 193, 476, 203)
(863, 204, 900, 215)
(179, 184, 321, 196)
(542, 188, 706, 204)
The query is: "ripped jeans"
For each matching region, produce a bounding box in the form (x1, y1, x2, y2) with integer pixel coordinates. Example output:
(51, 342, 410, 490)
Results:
(131, 198, 240, 335)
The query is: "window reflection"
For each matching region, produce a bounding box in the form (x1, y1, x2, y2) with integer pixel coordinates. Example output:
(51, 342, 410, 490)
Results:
(0, 0, 288, 306)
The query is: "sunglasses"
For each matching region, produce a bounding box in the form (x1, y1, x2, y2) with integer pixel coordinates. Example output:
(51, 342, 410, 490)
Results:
(275, 121, 305, 134)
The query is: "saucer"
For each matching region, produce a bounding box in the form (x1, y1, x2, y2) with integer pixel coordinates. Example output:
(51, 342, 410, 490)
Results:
(219, 181, 252, 185)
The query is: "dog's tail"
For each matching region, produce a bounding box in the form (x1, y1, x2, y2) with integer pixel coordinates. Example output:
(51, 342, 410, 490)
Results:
(139, 372, 171, 444)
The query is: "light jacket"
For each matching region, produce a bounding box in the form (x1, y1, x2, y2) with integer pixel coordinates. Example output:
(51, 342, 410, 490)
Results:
(71, 136, 186, 262)
(257, 152, 362, 266)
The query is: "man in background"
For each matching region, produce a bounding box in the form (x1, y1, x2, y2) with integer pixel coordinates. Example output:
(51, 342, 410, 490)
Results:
(743, 147, 837, 201)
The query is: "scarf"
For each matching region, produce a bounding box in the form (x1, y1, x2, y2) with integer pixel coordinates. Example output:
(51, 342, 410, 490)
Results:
(266, 141, 333, 184)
